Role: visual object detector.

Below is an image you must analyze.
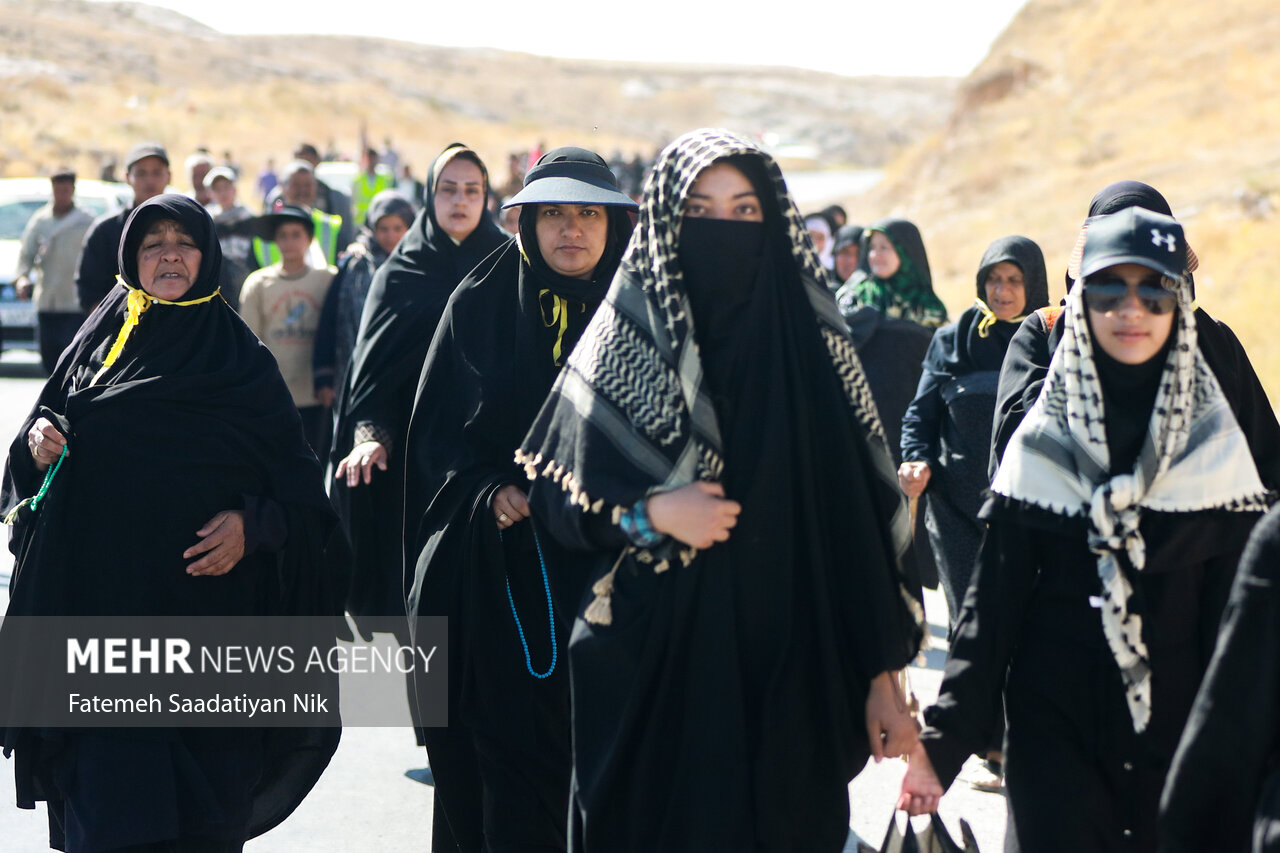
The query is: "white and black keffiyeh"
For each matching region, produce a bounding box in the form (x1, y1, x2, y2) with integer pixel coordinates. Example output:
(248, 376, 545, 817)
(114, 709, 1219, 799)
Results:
(517, 127, 910, 595)
(991, 272, 1270, 730)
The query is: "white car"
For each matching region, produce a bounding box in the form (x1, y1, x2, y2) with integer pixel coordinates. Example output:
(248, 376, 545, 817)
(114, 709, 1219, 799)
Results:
(0, 177, 133, 350)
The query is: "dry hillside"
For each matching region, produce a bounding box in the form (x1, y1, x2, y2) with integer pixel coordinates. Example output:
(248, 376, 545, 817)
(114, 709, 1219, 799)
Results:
(845, 0, 1280, 398)
(0, 0, 955, 182)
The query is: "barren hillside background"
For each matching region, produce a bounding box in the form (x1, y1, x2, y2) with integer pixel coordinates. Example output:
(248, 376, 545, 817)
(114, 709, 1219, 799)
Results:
(5, 0, 1280, 398)
(849, 0, 1280, 399)
(0, 0, 954, 176)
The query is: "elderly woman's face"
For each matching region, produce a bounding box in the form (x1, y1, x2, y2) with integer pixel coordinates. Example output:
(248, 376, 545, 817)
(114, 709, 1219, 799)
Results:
(434, 157, 486, 243)
(535, 204, 608, 280)
(867, 231, 900, 279)
(683, 162, 764, 222)
(137, 219, 202, 301)
(984, 261, 1027, 321)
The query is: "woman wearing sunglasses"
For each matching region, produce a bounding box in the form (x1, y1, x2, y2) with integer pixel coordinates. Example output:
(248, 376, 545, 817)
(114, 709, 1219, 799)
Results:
(898, 207, 1272, 853)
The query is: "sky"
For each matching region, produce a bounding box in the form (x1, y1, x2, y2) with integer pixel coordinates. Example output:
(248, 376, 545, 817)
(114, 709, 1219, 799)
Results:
(107, 0, 1029, 79)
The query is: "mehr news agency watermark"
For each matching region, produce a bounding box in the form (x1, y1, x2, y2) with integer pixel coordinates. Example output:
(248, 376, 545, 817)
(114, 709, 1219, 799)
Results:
(0, 616, 448, 727)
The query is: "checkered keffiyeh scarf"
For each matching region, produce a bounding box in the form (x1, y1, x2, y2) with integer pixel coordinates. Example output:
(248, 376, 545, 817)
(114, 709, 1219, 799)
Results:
(517, 128, 908, 570)
(991, 274, 1269, 731)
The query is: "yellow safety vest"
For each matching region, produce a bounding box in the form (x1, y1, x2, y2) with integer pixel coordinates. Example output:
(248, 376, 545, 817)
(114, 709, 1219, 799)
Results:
(253, 209, 343, 268)
(352, 172, 394, 226)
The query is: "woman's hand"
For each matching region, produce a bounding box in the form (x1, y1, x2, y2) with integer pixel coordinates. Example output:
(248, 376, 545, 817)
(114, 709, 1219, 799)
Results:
(865, 670, 920, 762)
(897, 461, 931, 498)
(897, 740, 945, 815)
(27, 417, 68, 472)
(646, 482, 741, 549)
(184, 510, 246, 576)
(335, 441, 387, 487)
(493, 484, 530, 530)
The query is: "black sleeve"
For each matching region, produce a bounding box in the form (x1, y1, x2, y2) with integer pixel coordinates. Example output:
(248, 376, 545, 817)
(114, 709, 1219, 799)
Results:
(920, 513, 1040, 789)
(1197, 313, 1280, 492)
(989, 313, 1052, 479)
(242, 494, 288, 554)
(313, 263, 346, 390)
(900, 335, 947, 467)
(75, 218, 118, 312)
(1159, 508, 1280, 853)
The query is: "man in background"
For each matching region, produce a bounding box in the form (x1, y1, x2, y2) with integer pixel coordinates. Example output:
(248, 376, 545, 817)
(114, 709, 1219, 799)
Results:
(351, 147, 393, 227)
(14, 170, 94, 372)
(205, 166, 254, 309)
(186, 152, 214, 206)
(76, 142, 171, 312)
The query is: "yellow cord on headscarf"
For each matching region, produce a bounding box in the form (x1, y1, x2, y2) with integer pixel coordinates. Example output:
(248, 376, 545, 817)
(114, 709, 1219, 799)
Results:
(973, 298, 1026, 339)
(91, 278, 221, 385)
(540, 290, 570, 365)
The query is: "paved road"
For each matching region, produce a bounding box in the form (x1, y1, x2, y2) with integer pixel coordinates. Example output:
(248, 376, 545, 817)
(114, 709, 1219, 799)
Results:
(0, 351, 1006, 852)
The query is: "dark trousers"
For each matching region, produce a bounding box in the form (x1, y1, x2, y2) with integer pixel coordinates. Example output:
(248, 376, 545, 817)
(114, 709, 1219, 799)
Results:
(37, 311, 87, 374)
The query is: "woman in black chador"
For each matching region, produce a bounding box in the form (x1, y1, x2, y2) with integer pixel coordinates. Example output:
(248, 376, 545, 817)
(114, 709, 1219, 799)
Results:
(900, 207, 1273, 852)
(899, 235, 1049, 627)
(0, 194, 346, 852)
(330, 144, 506, 635)
(517, 128, 925, 852)
(403, 147, 637, 852)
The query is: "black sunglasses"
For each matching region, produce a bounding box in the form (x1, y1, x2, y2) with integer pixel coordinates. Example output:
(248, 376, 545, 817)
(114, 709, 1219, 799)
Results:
(1082, 274, 1178, 315)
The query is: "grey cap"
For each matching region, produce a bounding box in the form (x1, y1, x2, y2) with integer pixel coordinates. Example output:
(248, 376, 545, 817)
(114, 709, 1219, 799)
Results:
(1080, 207, 1187, 282)
(204, 166, 237, 186)
(126, 142, 170, 171)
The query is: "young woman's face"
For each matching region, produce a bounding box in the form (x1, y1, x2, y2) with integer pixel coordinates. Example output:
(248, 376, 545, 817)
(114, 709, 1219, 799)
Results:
(835, 244, 860, 282)
(136, 219, 202, 300)
(534, 203, 608, 280)
(1085, 263, 1177, 365)
(433, 157, 486, 242)
(373, 215, 409, 255)
(867, 231, 900, 279)
(984, 261, 1027, 321)
(683, 162, 764, 222)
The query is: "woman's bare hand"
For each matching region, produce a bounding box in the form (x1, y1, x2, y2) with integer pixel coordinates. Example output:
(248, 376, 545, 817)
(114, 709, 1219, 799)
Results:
(27, 417, 68, 472)
(897, 461, 931, 498)
(493, 484, 530, 530)
(898, 740, 945, 815)
(184, 510, 246, 576)
(646, 482, 741, 549)
(335, 441, 388, 487)
(865, 670, 920, 762)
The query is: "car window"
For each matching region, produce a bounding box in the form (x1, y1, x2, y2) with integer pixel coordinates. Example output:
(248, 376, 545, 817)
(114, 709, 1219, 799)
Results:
(75, 195, 113, 217)
(0, 201, 45, 240)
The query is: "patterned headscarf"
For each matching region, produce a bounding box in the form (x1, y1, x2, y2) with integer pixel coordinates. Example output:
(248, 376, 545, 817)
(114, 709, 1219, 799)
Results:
(841, 218, 948, 327)
(517, 127, 910, 578)
(991, 246, 1269, 731)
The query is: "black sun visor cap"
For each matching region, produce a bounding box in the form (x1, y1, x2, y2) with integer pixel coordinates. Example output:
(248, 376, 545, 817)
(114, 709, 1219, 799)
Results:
(502, 147, 638, 210)
(1079, 207, 1186, 283)
(252, 205, 315, 241)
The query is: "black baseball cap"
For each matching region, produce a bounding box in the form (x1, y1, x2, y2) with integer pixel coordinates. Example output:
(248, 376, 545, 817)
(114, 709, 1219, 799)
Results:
(125, 142, 170, 171)
(1079, 207, 1187, 282)
(252, 205, 314, 241)
(503, 147, 637, 210)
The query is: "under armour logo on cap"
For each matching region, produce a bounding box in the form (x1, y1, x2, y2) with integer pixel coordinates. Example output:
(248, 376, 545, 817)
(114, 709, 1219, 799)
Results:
(1151, 229, 1177, 252)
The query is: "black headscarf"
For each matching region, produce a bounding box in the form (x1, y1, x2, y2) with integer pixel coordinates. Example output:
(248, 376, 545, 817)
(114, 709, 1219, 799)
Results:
(329, 144, 507, 627)
(1, 194, 345, 844)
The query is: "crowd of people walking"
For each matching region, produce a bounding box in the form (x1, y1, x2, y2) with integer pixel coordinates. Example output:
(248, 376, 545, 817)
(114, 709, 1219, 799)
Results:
(2, 124, 1279, 853)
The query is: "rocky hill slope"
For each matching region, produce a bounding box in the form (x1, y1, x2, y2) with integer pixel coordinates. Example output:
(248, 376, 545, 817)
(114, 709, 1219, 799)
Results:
(845, 0, 1280, 396)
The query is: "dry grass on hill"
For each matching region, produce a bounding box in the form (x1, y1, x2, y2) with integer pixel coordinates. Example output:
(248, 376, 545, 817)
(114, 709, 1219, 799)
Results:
(841, 0, 1280, 399)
